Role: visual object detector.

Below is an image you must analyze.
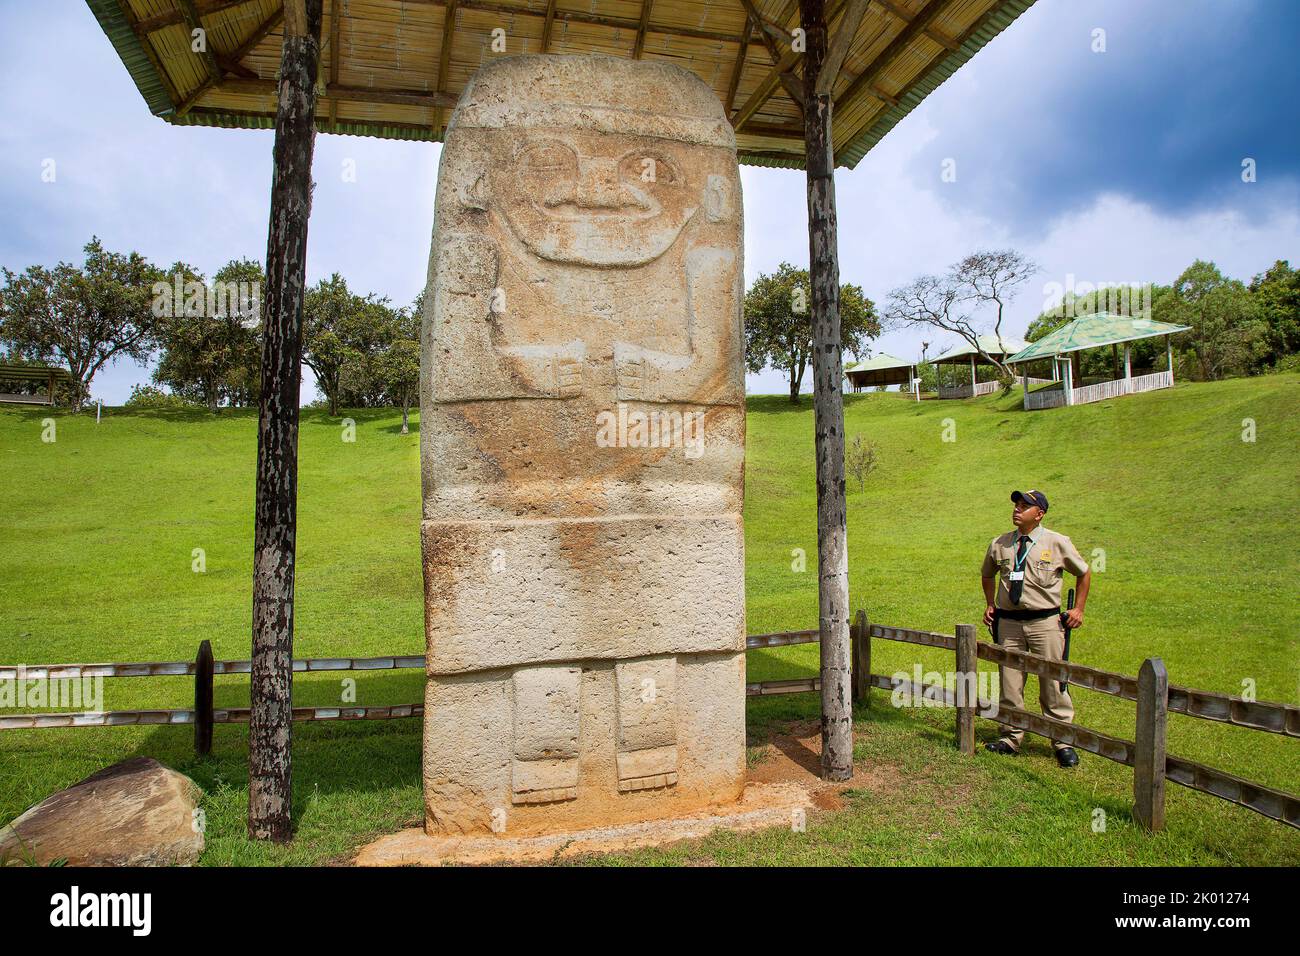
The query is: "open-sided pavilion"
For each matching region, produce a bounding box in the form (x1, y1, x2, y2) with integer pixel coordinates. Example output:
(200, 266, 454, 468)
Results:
(928, 333, 1024, 399)
(0, 364, 74, 406)
(844, 352, 918, 399)
(1008, 313, 1191, 411)
(89, 0, 1040, 839)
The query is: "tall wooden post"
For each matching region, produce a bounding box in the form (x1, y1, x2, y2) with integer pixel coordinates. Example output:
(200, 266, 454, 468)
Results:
(851, 609, 870, 705)
(954, 623, 977, 755)
(248, 0, 324, 842)
(1134, 657, 1168, 831)
(801, 0, 852, 781)
(194, 639, 214, 757)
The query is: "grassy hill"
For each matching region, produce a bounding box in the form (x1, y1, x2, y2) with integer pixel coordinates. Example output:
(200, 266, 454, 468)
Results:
(1, 374, 1297, 865)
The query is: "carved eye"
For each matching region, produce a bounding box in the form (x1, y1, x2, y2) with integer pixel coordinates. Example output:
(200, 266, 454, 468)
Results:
(519, 142, 577, 172)
(620, 151, 679, 186)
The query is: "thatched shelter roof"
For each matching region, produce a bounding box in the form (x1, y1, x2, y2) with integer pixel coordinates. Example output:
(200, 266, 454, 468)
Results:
(89, 0, 1037, 169)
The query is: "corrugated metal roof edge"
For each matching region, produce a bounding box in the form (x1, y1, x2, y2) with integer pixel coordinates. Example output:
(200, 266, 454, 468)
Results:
(91, 0, 1037, 172)
(86, 0, 175, 117)
(170, 108, 814, 168)
(839, 0, 1038, 171)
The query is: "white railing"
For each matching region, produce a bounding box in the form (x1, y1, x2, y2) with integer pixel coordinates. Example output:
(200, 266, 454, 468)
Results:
(1072, 371, 1173, 406)
(937, 380, 1000, 399)
(1025, 387, 1066, 410)
(1025, 376, 1055, 386)
(1071, 378, 1129, 405)
(1130, 370, 1172, 393)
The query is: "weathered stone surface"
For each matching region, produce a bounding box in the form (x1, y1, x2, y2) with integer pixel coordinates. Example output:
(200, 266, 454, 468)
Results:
(0, 757, 204, 866)
(420, 53, 746, 835)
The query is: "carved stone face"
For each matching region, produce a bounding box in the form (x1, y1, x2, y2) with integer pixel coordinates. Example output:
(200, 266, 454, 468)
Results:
(492, 132, 700, 268)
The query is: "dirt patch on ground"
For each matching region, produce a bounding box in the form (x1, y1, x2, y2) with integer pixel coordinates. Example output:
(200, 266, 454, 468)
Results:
(747, 719, 910, 812)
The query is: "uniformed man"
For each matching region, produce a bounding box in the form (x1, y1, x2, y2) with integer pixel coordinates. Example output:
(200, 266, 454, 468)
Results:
(980, 489, 1091, 767)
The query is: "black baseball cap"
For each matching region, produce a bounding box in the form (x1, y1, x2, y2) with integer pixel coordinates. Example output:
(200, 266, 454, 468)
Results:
(1011, 489, 1048, 513)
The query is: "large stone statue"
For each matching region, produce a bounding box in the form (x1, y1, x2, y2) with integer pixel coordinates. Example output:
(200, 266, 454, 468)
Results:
(420, 54, 746, 836)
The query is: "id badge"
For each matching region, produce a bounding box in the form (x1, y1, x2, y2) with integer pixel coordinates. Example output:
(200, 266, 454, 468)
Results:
(1008, 571, 1024, 582)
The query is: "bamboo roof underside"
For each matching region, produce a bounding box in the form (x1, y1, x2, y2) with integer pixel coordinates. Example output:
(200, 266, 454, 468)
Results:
(89, 0, 1037, 169)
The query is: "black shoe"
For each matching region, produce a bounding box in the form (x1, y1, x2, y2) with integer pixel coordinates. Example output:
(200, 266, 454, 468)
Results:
(1056, 747, 1080, 768)
(984, 740, 1018, 755)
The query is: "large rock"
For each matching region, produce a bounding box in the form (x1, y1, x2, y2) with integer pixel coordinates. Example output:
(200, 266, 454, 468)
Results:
(420, 54, 747, 836)
(0, 757, 204, 866)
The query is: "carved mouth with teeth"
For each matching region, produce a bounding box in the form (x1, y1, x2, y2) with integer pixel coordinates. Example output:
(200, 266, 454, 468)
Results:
(495, 135, 700, 267)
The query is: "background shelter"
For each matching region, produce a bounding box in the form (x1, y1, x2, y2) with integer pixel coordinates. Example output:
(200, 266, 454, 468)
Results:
(89, 0, 1041, 837)
(844, 352, 918, 399)
(927, 333, 1024, 399)
(1007, 313, 1191, 411)
(0, 364, 74, 406)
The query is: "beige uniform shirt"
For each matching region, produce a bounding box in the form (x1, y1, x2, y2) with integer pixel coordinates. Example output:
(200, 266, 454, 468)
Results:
(981, 526, 1088, 611)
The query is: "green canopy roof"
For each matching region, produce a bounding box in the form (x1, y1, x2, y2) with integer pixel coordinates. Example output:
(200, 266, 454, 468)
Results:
(928, 334, 1026, 364)
(845, 353, 915, 373)
(1007, 313, 1192, 364)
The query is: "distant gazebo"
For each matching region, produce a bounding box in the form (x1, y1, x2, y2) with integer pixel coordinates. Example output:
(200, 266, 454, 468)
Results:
(0, 364, 72, 406)
(844, 353, 918, 400)
(928, 334, 1025, 399)
(1007, 313, 1192, 411)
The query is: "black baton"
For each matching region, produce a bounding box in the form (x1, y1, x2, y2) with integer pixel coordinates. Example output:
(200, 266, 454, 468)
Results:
(1059, 588, 1075, 692)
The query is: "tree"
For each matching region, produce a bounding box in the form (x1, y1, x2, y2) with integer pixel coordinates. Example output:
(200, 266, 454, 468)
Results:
(152, 258, 264, 412)
(886, 250, 1037, 381)
(302, 274, 392, 416)
(0, 238, 163, 411)
(744, 262, 879, 403)
(1249, 260, 1300, 369)
(1156, 260, 1266, 380)
(371, 297, 421, 434)
(845, 434, 878, 492)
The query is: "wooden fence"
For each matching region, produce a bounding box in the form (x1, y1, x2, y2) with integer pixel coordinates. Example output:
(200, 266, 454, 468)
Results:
(4, 621, 1296, 832)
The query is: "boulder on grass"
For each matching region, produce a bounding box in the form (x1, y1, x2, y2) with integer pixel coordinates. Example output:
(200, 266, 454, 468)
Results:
(0, 757, 204, 866)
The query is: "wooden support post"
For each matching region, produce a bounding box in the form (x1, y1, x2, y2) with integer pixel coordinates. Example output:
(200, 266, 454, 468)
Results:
(1123, 343, 1132, 393)
(954, 623, 976, 755)
(1166, 335, 1174, 383)
(194, 639, 214, 757)
(851, 609, 869, 705)
(1134, 657, 1168, 831)
(248, 0, 324, 843)
(801, 0, 852, 782)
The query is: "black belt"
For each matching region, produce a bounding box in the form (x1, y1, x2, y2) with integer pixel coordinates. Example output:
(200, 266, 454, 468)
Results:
(991, 605, 1061, 644)
(995, 606, 1061, 621)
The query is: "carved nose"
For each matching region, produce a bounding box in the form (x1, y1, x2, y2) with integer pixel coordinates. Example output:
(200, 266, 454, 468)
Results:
(574, 158, 637, 209)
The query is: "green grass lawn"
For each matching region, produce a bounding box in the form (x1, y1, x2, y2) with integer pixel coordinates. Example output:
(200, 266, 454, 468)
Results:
(1, 374, 1297, 865)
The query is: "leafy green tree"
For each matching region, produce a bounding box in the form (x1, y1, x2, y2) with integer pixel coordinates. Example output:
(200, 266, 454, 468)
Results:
(1156, 260, 1266, 380)
(371, 297, 422, 433)
(1249, 260, 1300, 369)
(744, 262, 878, 404)
(303, 274, 393, 416)
(0, 237, 163, 411)
(152, 259, 264, 412)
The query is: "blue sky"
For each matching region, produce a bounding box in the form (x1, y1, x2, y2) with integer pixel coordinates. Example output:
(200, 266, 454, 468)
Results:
(1, 0, 1296, 402)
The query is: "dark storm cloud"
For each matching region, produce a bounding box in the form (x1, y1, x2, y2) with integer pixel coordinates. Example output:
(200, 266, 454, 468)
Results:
(907, 0, 1300, 233)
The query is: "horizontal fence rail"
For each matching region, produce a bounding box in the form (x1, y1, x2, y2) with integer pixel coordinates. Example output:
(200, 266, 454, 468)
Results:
(4, 622, 1295, 831)
(0, 655, 426, 681)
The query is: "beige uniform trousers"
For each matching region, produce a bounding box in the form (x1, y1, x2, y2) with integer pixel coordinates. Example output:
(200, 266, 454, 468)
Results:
(996, 614, 1074, 752)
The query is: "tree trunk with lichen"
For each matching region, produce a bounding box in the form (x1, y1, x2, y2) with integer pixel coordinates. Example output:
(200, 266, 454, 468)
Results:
(801, 0, 853, 782)
(248, 0, 323, 843)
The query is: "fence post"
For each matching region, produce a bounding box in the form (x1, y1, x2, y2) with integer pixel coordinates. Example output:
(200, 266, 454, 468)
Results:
(955, 623, 977, 755)
(195, 640, 214, 757)
(1134, 657, 1168, 831)
(851, 609, 870, 707)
